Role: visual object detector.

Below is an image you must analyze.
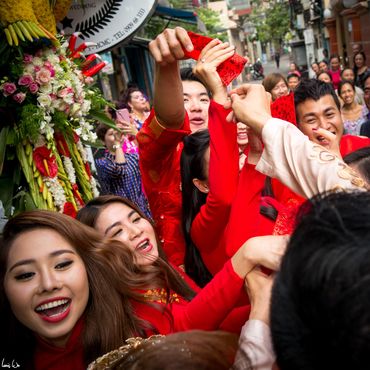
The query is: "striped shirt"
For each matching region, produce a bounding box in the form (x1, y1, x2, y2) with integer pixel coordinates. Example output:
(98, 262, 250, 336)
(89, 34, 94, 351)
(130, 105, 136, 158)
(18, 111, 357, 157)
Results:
(95, 150, 152, 219)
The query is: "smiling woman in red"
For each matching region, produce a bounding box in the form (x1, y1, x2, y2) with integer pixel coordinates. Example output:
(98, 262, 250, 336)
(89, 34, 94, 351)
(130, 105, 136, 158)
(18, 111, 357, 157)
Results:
(0, 210, 200, 370)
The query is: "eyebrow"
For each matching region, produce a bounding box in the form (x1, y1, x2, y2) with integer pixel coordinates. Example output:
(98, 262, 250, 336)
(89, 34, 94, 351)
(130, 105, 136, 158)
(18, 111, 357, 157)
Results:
(104, 210, 137, 235)
(183, 92, 209, 97)
(8, 250, 76, 273)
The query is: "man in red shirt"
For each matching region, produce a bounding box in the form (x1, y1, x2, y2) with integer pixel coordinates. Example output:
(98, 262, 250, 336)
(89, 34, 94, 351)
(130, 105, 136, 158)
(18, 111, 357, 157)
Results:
(137, 27, 234, 266)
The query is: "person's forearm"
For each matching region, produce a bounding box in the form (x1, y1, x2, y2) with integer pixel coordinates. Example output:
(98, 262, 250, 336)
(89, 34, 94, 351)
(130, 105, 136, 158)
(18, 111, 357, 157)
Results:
(153, 63, 185, 129)
(256, 119, 366, 198)
(114, 145, 126, 164)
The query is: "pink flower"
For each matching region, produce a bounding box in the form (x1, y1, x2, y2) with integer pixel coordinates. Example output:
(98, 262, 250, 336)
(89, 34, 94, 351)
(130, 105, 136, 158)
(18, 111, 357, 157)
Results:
(34, 66, 41, 72)
(29, 83, 39, 94)
(50, 93, 57, 100)
(18, 74, 34, 87)
(35, 68, 51, 85)
(23, 54, 33, 63)
(84, 76, 94, 85)
(44, 62, 55, 77)
(12, 92, 26, 104)
(58, 88, 70, 98)
(1, 82, 17, 96)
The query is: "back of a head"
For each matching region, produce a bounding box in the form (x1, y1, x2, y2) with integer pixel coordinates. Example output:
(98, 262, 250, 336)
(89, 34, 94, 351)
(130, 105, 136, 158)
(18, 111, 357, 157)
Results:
(271, 191, 370, 370)
(106, 331, 241, 370)
(180, 129, 212, 287)
(294, 79, 340, 117)
(344, 146, 370, 184)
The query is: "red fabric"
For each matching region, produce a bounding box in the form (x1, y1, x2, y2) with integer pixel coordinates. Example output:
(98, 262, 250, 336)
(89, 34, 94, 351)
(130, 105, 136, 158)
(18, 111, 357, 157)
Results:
(271, 92, 296, 126)
(134, 260, 247, 335)
(184, 31, 247, 86)
(137, 110, 190, 266)
(190, 101, 239, 274)
(340, 135, 370, 157)
(225, 163, 275, 257)
(329, 69, 341, 90)
(34, 317, 85, 370)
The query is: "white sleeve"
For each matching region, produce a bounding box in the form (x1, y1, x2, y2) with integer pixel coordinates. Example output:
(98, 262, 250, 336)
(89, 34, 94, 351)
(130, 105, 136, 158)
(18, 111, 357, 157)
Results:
(233, 320, 275, 370)
(255, 118, 366, 198)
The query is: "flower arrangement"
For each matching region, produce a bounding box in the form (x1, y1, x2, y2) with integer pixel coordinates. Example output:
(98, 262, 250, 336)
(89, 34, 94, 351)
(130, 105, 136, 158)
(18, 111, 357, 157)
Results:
(0, 34, 113, 217)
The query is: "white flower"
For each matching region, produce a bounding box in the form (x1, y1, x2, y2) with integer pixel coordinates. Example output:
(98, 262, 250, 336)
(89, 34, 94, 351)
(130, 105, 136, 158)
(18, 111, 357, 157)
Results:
(47, 55, 60, 65)
(63, 156, 76, 184)
(32, 57, 43, 66)
(39, 83, 53, 94)
(37, 94, 52, 107)
(44, 177, 66, 211)
(90, 176, 100, 197)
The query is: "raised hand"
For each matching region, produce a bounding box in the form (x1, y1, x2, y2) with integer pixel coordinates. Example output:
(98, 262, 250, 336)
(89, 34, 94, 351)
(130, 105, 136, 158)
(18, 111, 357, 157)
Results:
(149, 27, 194, 66)
(225, 84, 272, 136)
(193, 39, 235, 104)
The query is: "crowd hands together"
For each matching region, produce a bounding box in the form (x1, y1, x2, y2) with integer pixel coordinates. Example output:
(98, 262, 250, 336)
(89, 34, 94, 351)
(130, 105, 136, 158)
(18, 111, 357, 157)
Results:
(2, 26, 370, 370)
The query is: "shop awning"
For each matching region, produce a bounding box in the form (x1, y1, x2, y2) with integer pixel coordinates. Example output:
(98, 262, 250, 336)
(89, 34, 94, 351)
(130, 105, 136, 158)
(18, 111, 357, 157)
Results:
(155, 5, 198, 24)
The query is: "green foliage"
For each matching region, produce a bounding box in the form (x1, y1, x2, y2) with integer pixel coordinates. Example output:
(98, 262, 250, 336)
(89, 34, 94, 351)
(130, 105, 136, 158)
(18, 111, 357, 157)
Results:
(140, 1, 226, 41)
(196, 7, 227, 41)
(250, 0, 290, 46)
(18, 104, 44, 143)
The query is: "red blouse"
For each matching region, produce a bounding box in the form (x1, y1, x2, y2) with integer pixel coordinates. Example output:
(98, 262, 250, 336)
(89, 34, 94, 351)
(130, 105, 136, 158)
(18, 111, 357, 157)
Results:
(190, 101, 239, 274)
(34, 317, 85, 370)
(137, 111, 191, 266)
(133, 260, 248, 335)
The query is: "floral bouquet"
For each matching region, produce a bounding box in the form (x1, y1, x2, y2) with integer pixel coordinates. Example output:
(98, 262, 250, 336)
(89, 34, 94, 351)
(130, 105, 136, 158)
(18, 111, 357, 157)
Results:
(0, 35, 113, 217)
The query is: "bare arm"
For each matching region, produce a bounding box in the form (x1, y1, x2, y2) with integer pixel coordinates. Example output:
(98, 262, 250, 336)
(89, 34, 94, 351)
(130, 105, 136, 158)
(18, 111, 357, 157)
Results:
(149, 27, 193, 129)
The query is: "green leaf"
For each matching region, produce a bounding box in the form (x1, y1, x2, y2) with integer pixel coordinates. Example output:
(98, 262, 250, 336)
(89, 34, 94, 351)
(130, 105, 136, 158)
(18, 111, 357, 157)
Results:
(0, 126, 9, 175)
(89, 109, 119, 130)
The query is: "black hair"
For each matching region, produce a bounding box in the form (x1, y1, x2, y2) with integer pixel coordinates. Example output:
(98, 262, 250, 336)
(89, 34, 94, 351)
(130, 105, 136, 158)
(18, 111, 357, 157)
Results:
(329, 54, 340, 63)
(344, 147, 370, 184)
(180, 68, 210, 96)
(317, 71, 332, 82)
(180, 129, 213, 287)
(338, 79, 355, 96)
(260, 177, 278, 221)
(319, 59, 328, 66)
(180, 67, 203, 84)
(294, 79, 340, 120)
(271, 191, 370, 370)
(287, 73, 301, 81)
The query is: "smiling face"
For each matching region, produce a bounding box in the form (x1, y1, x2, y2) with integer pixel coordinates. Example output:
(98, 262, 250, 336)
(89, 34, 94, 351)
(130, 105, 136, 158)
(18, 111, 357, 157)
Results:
(95, 202, 159, 266)
(237, 122, 248, 148)
(319, 61, 328, 72)
(271, 79, 289, 101)
(330, 57, 340, 71)
(296, 95, 343, 149)
(288, 76, 300, 91)
(182, 80, 210, 133)
(4, 229, 89, 348)
(354, 54, 365, 69)
(339, 82, 355, 106)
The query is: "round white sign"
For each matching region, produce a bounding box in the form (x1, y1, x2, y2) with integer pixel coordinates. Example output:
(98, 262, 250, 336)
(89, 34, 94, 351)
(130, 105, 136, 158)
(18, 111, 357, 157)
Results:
(57, 0, 157, 54)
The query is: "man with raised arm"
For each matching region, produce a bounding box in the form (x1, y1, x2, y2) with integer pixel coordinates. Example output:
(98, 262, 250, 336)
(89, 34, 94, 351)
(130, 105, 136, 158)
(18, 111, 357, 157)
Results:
(137, 27, 235, 266)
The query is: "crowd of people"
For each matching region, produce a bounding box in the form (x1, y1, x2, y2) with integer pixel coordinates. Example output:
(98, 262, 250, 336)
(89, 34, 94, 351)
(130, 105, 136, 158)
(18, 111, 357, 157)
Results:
(2, 26, 370, 370)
